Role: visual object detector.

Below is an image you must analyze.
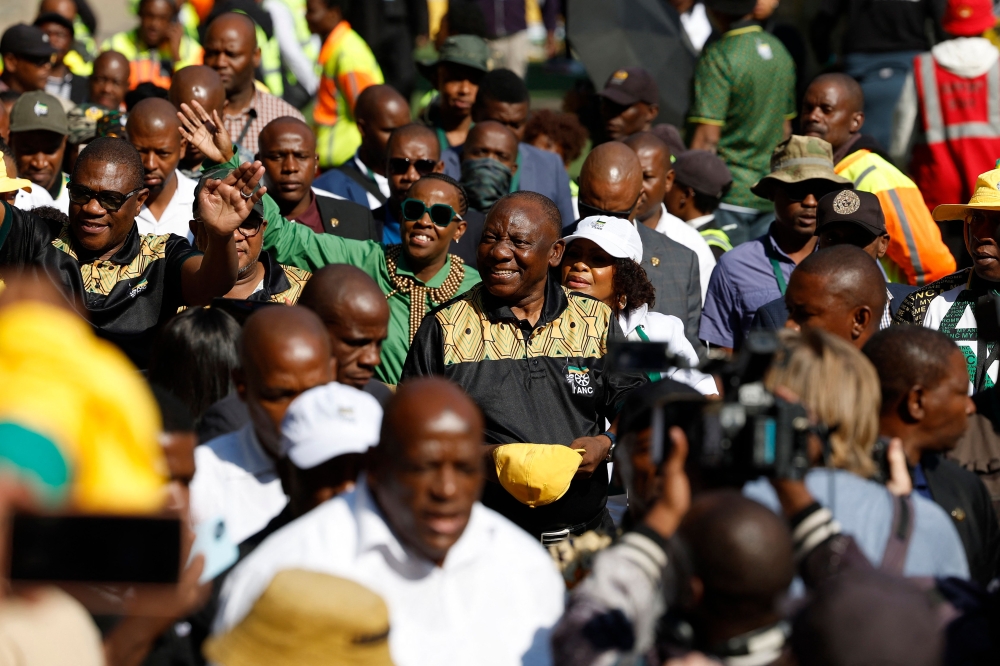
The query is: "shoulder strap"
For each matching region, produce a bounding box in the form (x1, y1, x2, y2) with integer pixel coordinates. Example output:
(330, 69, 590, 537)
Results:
(879, 494, 916, 575)
(338, 164, 387, 204)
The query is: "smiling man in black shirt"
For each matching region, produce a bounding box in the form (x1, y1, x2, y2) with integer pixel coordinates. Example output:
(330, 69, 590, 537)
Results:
(402, 191, 647, 542)
(0, 136, 267, 367)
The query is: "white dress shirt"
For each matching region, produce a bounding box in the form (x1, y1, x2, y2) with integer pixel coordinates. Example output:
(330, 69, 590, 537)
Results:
(353, 153, 390, 208)
(14, 174, 69, 214)
(190, 424, 288, 545)
(135, 170, 197, 241)
(654, 204, 716, 303)
(215, 477, 565, 666)
(619, 304, 717, 395)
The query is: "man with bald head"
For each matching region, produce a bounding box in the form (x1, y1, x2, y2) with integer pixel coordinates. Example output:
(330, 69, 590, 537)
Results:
(87, 51, 129, 111)
(623, 131, 716, 302)
(193, 305, 336, 544)
(574, 140, 702, 346)
(169, 64, 226, 178)
(460, 120, 519, 214)
(801, 72, 954, 286)
(336, 84, 412, 208)
(215, 377, 565, 664)
(202, 12, 304, 162)
(782, 245, 888, 349)
(377, 123, 447, 245)
(257, 116, 378, 241)
(127, 96, 195, 238)
(299, 264, 392, 405)
(403, 190, 647, 540)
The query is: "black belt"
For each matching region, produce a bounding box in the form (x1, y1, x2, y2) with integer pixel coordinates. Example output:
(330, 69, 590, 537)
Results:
(539, 508, 610, 547)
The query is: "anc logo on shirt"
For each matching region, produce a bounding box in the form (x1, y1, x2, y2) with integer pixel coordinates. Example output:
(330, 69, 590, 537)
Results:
(565, 365, 593, 395)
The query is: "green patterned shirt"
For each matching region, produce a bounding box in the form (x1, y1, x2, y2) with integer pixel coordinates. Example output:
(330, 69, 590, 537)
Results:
(688, 23, 796, 212)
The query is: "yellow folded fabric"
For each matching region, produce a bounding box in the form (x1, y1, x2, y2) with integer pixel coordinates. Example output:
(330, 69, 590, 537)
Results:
(493, 443, 584, 508)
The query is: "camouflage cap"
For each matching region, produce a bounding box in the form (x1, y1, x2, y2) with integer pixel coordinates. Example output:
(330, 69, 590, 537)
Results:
(750, 135, 851, 200)
(417, 35, 491, 83)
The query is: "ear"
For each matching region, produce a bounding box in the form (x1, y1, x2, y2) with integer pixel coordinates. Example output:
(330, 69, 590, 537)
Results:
(356, 117, 368, 136)
(851, 110, 865, 133)
(906, 385, 927, 421)
(688, 574, 705, 608)
(134, 187, 150, 209)
(852, 305, 872, 340)
(451, 217, 467, 242)
(664, 167, 675, 193)
(510, 155, 518, 176)
(253, 47, 262, 69)
(646, 104, 660, 125)
(2, 54, 15, 73)
(877, 233, 890, 259)
(548, 238, 566, 267)
(432, 160, 445, 174)
(233, 367, 248, 402)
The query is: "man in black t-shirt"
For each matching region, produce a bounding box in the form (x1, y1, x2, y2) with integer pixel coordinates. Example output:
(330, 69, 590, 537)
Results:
(0, 136, 267, 367)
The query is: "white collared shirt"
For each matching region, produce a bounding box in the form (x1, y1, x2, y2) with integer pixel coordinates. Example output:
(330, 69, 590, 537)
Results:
(135, 170, 197, 241)
(190, 423, 288, 545)
(354, 153, 390, 208)
(215, 477, 564, 666)
(619, 304, 717, 395)
(653, 204, 717, 303)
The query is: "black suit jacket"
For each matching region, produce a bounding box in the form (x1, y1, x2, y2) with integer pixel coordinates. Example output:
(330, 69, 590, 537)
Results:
(563, 219, 702, 348)
(921, 452, 1000, 586)
(749, 281, 917, 331)
(450, 208, 486, 270)
(314, 195, 379, 242)
(337, 161, 388, 207)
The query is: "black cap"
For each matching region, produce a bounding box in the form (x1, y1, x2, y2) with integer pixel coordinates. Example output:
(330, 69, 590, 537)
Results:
(651, 123, 686, 159)
(672, 150, 732, 199)
(599, 67, 658, 106)
(0, 24, 57, 58)
(195, 165, 265, 220)
(34, 12, 76, 33)
(816, 189, 886, 236)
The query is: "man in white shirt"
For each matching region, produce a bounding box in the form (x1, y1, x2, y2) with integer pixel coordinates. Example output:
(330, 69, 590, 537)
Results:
(215, 377, 565, 666)
(127, 97, 196, 240)
(624, 132, 716, 302)
(191, 306, 337, 544)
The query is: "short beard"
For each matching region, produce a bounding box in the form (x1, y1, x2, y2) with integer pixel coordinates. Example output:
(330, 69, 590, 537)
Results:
(237, 250, 262, 279)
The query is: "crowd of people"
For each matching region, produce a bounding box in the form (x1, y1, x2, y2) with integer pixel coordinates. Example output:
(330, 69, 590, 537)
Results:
(1, 0, 1000, 663)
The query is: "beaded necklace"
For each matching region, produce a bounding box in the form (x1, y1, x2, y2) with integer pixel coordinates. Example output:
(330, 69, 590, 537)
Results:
(384, 244, 466, 343)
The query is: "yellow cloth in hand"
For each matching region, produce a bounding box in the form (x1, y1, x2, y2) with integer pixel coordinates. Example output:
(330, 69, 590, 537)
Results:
(493, 444, 584, 508)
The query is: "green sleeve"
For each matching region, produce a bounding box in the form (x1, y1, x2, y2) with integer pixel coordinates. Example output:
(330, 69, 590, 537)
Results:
(458, 264, 482, 294)
(688, 47, 730, 125)
(262, 214, 387, 280)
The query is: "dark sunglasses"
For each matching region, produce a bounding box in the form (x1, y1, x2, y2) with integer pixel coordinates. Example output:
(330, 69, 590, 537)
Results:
(67, 183, 145, 212)
(577, 200, 634, 220)
(781, 182, 845, 203)
(388, 157, 437, 176)
(401, 198, 462, 227)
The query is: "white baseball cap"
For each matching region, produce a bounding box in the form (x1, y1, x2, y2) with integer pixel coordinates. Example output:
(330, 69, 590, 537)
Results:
(563, 215, 643, 263)
(280, 383, 383, 470)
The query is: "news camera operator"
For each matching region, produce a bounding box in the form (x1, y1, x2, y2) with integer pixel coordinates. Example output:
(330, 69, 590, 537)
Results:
(551, 329, 959, 666)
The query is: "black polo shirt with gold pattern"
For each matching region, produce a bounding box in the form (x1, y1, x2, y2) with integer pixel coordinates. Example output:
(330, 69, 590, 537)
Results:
(247, 250, 311, 304)
(0, 203, 200, 368)
(401, 277, 648, 537)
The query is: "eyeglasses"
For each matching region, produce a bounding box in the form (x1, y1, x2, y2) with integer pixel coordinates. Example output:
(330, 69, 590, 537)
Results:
(401, 198, 462, 227)
(67, 183, 145, 212)
(388, 157, 437, 177)
(577, 200, 634, 220)
(194, 215, 264, 238)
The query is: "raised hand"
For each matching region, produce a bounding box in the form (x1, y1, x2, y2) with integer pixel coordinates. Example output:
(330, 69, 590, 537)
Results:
(197, 161, 267, 238)
(177, 100, 234, 165)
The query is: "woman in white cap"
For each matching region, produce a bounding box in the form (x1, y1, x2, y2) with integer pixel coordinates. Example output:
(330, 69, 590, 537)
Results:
(561, 216, 716, 395)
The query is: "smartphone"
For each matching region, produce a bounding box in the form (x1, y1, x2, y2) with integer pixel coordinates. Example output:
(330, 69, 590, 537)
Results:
(9, 514, 181, 584)
(189, 517, 239, 583)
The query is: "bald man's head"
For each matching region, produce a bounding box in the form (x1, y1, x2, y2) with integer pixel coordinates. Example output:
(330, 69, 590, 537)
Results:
(169, 65, 226, 116)
(370, 378, 485, 566)
(90, 51, 130, 110)
(299, 265, 390, 389)
(127, 97, 185, 198)
(463, 120, 519, 172)
(623, 131, 674, 222)
(386, 124, 443, 203)
(355, 85, 411, 170)
(680, 491, 794, 626)
(785, 245, 887, 348)
(203, 13, 261, 97)
(237, 306, 336, 454)
(579, 141, 644, 220)
(801, 73, 865, 152)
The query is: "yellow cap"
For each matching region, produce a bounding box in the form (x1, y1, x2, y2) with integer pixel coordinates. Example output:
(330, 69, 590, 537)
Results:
(933, 168, 1000, 220)
(205, 570, 394, 666)
(0, 150, 32, 194)
(493, 443, 583, 508)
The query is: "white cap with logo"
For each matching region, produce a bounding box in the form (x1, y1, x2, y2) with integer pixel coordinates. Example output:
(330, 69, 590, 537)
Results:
(563, 215, 643, 263)
(280, 383, 383, 470)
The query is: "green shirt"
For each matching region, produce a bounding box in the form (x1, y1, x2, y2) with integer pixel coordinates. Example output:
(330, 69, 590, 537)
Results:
(688, 24, 796, 212)
(262, 215, 481, 386)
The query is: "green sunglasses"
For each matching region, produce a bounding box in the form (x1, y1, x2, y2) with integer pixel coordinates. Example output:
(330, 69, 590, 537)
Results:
(401, 198, 463, 227)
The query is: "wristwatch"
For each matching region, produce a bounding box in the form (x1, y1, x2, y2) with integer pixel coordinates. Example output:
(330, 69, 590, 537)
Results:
(602, 431, 617, 462)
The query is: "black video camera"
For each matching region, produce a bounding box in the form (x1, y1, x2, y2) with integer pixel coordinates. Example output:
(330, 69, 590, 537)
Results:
(611, 330, 814, 483)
